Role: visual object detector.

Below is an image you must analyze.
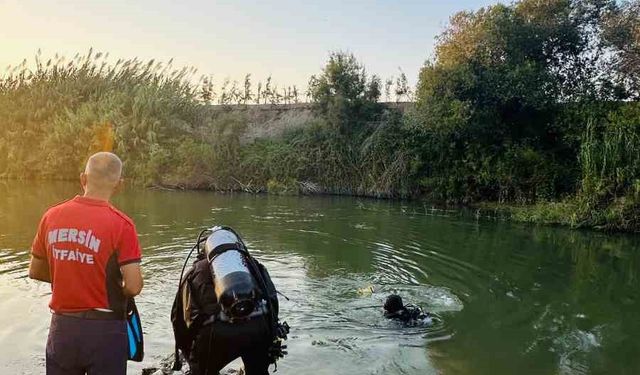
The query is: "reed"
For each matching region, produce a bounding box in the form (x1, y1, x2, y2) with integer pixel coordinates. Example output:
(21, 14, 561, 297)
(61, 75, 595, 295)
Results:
(0, 50, 411, 198)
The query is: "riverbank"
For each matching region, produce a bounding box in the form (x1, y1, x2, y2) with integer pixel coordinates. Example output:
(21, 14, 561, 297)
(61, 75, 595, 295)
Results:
(1, 173, 636, 233)
(136, 183, 640, 234)
(475, 199, 640, 234)
(1, 1, 638, 233)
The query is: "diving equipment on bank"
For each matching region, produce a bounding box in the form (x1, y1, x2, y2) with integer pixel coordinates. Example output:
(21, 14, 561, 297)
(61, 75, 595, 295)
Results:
(171, 226, 290, 372)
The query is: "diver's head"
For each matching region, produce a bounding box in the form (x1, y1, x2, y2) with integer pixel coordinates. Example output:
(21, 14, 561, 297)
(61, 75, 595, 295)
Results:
(384, 294, 404, 313)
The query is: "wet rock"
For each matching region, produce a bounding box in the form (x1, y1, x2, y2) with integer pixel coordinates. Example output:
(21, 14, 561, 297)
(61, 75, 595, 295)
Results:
(142, 354, 245, 375)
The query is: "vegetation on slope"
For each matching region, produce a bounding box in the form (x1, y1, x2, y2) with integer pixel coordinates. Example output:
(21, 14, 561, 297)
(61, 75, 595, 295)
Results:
(0, 0, 639, 231)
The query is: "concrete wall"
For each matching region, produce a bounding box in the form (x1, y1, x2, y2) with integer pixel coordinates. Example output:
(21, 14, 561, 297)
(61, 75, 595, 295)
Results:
(207, 102, 414, 142)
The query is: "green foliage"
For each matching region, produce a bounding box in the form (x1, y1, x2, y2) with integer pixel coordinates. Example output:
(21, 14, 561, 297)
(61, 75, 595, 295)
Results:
(496, 102, 640, 232)
(0, 50, 409, 197)
(601, 0, 640, 99)
(411, 0, 638, 207)
(508, 201, 580, 226)
(2, 0, 640, 232)
(0, 50, 202, 184)
(308, 51, 383, 133)
(266, 178, 299, 195)
(238, 108, 410, 198)
(573, 102, 640, 230)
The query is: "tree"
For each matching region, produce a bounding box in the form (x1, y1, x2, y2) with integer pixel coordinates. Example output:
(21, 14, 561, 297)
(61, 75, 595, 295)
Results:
(601, 0, 640, 99)
(416, 0, 619, 130)
(367, 75, 382, 102)
(412, 0, 619, 202)
(308, 51, 382, 132)
(395, 69, 410, 102)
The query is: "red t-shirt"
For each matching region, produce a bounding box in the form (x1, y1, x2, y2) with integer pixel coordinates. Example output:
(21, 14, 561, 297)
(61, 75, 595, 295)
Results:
(31, 195, 142, 313)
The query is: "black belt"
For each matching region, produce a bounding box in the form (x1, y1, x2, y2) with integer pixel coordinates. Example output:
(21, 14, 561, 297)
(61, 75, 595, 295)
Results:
(57, 310, 123, 320)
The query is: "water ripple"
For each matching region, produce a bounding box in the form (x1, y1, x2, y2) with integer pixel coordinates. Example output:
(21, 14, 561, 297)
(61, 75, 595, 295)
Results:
(2, 185, 639, 375)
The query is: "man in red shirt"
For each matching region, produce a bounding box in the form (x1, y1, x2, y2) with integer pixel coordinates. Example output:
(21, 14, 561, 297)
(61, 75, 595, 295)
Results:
(29, 152, 143, 375)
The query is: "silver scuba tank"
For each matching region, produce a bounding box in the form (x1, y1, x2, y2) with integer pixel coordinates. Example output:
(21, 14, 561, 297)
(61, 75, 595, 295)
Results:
(204, 228, 258, 320)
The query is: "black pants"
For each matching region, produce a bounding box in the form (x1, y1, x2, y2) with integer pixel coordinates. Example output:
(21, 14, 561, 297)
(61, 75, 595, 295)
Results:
(46, 314, 127, 375)
(189, 317, 272, 375)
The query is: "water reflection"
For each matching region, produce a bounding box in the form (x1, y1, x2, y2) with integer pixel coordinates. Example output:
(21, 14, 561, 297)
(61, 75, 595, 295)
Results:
(1, 181, 639, 374)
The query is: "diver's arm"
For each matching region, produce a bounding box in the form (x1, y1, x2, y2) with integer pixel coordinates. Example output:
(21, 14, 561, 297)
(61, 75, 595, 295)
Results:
(257, 261, 279, 317)
(28, 255, 51, 283)
(121, 263, 143, 297)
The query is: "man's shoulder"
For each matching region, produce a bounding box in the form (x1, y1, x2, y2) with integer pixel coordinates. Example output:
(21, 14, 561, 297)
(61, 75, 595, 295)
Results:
(107, 205, 136, 228)
(43, 198, 75, 216)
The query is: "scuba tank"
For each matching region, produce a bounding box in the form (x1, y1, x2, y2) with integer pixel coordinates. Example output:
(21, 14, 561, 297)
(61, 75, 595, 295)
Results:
(204, 227, 259, 320)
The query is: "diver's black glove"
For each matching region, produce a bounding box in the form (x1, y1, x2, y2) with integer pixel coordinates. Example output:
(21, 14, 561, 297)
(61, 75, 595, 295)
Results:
(268, 321, 291, 371)
(268, 341, 288, 359)
(275, 321, 290, 340)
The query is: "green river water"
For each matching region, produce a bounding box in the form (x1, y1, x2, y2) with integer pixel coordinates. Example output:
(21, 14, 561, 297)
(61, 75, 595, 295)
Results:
(1, 181, 639, 374)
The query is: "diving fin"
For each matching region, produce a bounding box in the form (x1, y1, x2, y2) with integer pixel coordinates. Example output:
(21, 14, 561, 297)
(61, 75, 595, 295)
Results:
(126, 298, 144, 362)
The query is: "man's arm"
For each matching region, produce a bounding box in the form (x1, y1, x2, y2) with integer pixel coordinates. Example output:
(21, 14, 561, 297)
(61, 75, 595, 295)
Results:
(121, 263, 143, 297)
(29, 213, 50, 282)
(28, 256, 51, 283)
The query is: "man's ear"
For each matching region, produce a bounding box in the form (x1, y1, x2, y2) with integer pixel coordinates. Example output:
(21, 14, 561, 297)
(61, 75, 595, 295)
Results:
(80, 173, 87, 191)
(114, 178, 124, 195)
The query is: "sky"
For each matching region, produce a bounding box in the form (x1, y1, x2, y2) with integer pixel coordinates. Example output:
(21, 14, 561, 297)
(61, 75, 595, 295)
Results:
(0, 0, 496, 90)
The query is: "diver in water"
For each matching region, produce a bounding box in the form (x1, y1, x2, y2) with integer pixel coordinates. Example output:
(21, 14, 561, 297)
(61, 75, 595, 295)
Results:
(383, 294, 433, 325)
(171, 226, 289, 375)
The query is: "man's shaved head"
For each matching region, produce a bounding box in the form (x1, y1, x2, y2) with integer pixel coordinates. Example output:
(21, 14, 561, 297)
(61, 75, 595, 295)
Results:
(84, 152, 123, 191)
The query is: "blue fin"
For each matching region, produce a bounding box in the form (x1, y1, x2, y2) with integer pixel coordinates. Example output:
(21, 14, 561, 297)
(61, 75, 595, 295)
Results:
(126, 299, 144, 362)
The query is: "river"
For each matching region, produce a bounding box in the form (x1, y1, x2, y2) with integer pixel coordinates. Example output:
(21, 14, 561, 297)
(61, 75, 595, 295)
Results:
(1, 181, 639, 374)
